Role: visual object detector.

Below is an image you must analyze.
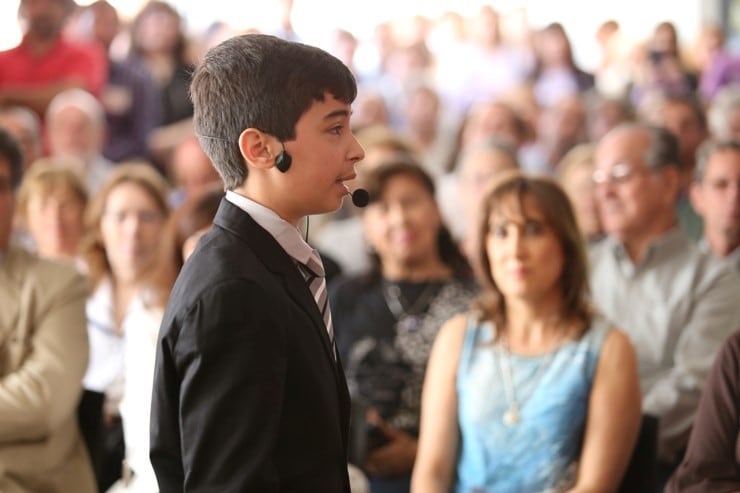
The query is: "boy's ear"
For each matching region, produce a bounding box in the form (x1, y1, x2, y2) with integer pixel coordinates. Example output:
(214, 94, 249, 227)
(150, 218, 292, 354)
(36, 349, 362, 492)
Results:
(238, 128, 278, 169)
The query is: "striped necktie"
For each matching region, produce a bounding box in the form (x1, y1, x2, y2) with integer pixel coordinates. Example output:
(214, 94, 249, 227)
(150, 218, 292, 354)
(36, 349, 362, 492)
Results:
(299, 250, 335, 356)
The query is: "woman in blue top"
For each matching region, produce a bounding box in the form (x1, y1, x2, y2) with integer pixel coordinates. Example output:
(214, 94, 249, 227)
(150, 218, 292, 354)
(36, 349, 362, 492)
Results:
(412, 171, 641, 493)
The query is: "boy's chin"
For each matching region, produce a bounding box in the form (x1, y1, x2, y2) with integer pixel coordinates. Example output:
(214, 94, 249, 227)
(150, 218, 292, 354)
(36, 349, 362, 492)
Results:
(309, 196, 345, 216)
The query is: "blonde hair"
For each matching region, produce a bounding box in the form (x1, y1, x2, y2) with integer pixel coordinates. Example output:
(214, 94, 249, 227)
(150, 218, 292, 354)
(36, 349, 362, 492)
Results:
(16, 158, 89, 226)
(556, 143, 595, 183)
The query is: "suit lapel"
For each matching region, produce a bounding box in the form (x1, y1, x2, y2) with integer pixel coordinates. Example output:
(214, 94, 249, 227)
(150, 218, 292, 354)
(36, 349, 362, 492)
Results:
(212, 199, 337, 367)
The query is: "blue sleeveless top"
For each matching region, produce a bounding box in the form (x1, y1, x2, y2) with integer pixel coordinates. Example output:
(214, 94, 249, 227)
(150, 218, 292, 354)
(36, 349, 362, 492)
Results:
(455, 315, 610, 493)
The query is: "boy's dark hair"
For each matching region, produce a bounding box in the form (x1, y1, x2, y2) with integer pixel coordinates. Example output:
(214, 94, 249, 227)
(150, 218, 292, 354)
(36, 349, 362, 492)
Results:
(191, 34, 358, 189)
(0, 128, 24, 189)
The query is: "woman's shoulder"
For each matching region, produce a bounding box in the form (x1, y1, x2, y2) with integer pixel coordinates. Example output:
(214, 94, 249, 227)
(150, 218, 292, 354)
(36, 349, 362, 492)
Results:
(591, 320, 637, 371)
(437, 312, 483, 347)
(437, 312, 469, 336)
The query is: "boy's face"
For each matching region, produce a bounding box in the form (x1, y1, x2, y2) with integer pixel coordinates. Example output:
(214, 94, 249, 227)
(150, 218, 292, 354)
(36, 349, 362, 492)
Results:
(278, 93, 365, 223)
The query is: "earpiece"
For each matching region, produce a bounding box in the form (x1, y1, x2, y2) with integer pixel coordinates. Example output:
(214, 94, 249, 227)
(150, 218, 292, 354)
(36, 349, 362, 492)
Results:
(275, 144, 292, 173)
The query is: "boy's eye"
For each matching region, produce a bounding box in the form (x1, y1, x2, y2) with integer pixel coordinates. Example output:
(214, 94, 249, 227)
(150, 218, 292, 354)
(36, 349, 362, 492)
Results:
(329, 125, 342, 135)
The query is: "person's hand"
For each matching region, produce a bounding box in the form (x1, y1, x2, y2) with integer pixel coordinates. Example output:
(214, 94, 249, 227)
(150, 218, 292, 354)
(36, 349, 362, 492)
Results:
(363, 413, 418, 478)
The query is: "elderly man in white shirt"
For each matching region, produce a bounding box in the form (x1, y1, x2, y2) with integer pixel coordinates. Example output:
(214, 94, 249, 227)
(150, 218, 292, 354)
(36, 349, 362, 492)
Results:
(589, 123, 740, 481)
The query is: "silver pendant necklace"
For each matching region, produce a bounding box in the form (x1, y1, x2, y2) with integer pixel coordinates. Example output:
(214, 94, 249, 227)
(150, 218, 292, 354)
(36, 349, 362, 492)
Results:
(497, 337, 556, 427)
(382, 281, 439, 332)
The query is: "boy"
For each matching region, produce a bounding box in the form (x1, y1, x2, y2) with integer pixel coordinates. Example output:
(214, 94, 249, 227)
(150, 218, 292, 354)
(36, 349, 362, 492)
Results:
(150, 34, 365, 492)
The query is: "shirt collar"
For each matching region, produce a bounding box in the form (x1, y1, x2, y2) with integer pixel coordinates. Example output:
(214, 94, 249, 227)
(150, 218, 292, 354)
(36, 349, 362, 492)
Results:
(225, 190, 314, 265)
(607, 227, 688, 266)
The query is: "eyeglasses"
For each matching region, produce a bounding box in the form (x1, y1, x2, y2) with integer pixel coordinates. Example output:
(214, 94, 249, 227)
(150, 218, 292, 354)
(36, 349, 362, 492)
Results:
(592, 162, 644, 185)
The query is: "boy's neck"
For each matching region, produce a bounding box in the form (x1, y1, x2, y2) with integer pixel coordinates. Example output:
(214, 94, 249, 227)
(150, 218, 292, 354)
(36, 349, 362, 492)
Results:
(229, 186, 302, 226)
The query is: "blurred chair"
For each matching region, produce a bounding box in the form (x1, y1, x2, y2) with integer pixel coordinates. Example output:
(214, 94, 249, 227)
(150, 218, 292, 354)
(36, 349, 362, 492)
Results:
(618, 414, 659, 493)
(77, 389, 105, 473)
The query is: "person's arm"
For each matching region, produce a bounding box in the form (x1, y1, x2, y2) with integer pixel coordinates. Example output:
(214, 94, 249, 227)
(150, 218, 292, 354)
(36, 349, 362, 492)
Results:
(643, 266, 740, 460)
(363, 414, 418, 478)
(568, 329, 642, 493)
(0, 266, 89, 441)
(665, 331, 740, 493)
(158, 279, 288, 492)
(411, 314, 467, 493)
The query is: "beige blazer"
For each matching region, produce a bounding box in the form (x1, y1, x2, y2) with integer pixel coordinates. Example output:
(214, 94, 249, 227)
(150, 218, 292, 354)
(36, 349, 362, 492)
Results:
(0, 246, 96, 493)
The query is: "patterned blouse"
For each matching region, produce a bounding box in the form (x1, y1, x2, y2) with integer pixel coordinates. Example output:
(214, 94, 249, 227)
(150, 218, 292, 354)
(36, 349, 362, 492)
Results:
(330, 274, 478, 435)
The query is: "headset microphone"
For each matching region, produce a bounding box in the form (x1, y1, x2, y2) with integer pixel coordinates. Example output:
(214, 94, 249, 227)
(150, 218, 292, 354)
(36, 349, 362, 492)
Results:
(275, 144, 292, 173)
(351, 188, 369, 208)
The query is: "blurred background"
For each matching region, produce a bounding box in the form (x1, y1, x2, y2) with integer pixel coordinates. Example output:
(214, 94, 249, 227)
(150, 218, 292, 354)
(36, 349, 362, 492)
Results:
(0, 0, 718, 72)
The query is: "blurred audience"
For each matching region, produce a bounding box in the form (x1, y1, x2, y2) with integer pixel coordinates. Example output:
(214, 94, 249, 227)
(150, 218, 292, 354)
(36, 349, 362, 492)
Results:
(15, 158, 88, 262)
(80, 163, 174, 491)
(590, 123, 740, 483)
(438, 138, 519, 264)
(0, 0, 107, 117)
(691, 139, 740, 270)
(585, 95, 634, 143)
(412, 171, 640, 492)
(330, 161, 477, 493)
(707, 84, 740, 141)
(629, 22, 697, 108)
(129, 0, 194, 167)
(594, 20, 632, 98)
(46, 88, 115, 193)
(168, 134, 222, 207)
(640, 93, 708, 240)
(400, 83, 457, 177)
(78, 0, 163, 163)
(519, 95, 588, 175)
(530, 23, 595, 109)
(168, 183, 224, 266)
(0, 106, 43, 170)
(664, 329, 740, 492)
(694, 24, 740, 103)
(0, 128, 96, 492)
(557, 143, 603, 242)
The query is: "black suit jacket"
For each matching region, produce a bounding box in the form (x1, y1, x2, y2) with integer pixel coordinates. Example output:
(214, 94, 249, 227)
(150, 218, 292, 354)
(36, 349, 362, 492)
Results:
(150, 199, 351, 493)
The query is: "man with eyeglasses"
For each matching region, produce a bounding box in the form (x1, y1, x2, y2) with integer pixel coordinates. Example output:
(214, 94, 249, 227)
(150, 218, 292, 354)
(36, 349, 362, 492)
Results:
(589, 123, 740, 486)
(0, 128, 96, 491)
(690, 139, 740, 271)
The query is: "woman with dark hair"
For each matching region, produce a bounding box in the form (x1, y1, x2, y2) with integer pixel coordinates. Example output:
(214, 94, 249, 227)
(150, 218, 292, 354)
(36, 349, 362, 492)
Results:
(129, 1, 194, 166)
(330, 161, 478, 493)
(412, 171, 641, 492)
(530, 23, 595, 108)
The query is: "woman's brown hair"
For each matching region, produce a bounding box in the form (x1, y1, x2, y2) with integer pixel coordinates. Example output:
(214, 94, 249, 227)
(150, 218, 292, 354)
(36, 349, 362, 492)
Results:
(80, 163, 175, 304)
(474, 171, 592, 339)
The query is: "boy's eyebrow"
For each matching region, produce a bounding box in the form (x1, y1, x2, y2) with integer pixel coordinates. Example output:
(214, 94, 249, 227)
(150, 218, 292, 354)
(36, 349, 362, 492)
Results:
(323, 109, 350, 120)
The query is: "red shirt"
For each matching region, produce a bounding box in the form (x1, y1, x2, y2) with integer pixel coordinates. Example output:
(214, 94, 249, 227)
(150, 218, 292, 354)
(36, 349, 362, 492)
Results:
(0, 35, 107, 97)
